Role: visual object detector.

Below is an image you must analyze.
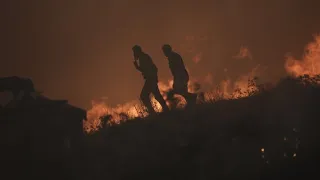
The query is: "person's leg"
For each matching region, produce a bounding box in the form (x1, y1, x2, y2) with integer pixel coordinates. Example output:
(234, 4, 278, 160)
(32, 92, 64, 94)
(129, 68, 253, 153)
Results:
(151, 83, 170, 112)
(184, 92, 197, 106)
(166, 88, 176, 102)
(174, 78, 197, 106)
(140, 80, 156, 114)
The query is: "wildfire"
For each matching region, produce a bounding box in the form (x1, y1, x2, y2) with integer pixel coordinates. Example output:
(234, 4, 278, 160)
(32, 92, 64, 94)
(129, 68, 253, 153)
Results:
(84, 72, 261, 133)
(285, 34, 320, 77)
(84, 79, 195, 132)
(84, 33, 320, 133)
(83, 99, 143, 132)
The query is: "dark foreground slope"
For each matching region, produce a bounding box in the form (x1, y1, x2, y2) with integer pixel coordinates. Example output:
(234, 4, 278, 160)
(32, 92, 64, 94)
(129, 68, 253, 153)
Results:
(86, 76, 320, 180)
(2, 76, 320, 180)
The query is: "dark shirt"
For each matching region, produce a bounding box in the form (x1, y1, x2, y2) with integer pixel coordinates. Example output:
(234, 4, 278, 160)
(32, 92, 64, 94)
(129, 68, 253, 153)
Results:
(167, 52, 188, 79)
(136, 53, 158, 80)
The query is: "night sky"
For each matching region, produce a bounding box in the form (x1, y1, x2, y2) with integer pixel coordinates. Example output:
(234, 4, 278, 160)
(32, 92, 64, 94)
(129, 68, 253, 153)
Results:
(2, 0, 320, 109)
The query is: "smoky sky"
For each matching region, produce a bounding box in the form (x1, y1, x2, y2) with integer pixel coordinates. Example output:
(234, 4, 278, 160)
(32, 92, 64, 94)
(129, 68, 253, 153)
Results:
(1, 0, 320, 109)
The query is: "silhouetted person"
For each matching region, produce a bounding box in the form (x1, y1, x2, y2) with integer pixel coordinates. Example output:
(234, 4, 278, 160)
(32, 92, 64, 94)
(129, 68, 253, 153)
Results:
(162, 44, 197, 107)
(132, 45, 169, 114)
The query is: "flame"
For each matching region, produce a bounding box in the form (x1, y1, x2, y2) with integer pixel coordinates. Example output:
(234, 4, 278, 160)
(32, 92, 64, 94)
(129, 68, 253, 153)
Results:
(84, 70, 262, 133)
(84, 99, 146, 132)
(84, 33, 320, 133)
(285, 34, 320, 77)
(212, 64, 263, 99)
(84, 79, 196, 132)
(84, 65, 263, 133)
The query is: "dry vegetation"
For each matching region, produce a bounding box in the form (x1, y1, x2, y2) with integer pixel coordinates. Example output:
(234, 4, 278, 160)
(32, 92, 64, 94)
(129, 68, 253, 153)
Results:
(2, 75, 320, 180)
(3, 35, 320, 180)
(79, 75, 320, 180)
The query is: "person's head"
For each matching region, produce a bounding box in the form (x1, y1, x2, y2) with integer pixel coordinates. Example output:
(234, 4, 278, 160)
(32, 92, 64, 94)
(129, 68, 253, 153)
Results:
(162, 44, 172, 57)
(132, 45, 142, 60)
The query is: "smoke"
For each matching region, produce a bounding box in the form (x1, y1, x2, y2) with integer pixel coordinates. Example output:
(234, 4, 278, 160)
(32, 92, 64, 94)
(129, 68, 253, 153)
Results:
(84, 61, 264, 133)
(84, 32, 320, 133)
(285, 34, 320, 77)
(192, 53, 202, 64)
(233, 46, 253, 60)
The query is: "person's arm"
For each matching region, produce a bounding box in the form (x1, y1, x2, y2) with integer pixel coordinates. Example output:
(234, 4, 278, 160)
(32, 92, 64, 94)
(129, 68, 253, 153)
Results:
(133, 60, 142, 72)
(168, 60, 175, 77)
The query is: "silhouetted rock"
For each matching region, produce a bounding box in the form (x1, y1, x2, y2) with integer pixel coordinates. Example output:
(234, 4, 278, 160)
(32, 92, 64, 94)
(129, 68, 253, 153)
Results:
(0, 76, 87, 180)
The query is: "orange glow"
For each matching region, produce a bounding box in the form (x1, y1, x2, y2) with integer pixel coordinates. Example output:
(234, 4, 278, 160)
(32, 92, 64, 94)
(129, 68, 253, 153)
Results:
(285, 34, 320, 77)
(84, 70, 262, 133)
(192, 52, 202, 64)
(84, 79, 189, 132)
(84, 33, 320, 133)
(233, 46, 253, 60)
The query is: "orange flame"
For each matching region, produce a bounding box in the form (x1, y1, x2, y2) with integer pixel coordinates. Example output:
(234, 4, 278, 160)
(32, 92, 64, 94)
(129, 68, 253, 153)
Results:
(84, 68, 262, 133)
(285, 34, 320, 77)
(85, 33, 320, 133)
(84, 79, 198, 132)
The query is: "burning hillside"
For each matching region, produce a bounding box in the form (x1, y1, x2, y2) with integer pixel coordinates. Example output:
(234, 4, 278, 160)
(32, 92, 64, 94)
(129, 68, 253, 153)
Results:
(84, 34, 320, 133)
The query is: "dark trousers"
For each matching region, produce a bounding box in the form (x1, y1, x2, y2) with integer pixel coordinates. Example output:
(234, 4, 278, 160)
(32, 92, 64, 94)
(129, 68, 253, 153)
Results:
(167, 76, 196, 106)
(140, 79, 169, 113)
